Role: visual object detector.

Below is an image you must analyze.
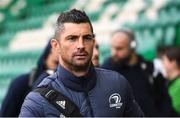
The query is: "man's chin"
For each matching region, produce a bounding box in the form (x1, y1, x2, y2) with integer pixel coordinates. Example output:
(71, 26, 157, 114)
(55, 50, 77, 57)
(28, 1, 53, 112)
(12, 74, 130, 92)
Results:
(73, 61, 90, 68)
(112, 58, 120, 64)
(112, 58, 126, 66)
(74, 63, 89, 67)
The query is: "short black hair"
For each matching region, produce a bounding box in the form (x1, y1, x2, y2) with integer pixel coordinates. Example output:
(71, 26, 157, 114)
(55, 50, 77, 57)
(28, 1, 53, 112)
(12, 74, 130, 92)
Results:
(164, 46, 180, 69)
(54, 9, 94, 39)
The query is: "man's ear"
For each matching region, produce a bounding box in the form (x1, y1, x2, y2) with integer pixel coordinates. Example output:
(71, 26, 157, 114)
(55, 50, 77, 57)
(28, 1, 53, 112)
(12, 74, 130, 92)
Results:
(51, 39, 60, 53)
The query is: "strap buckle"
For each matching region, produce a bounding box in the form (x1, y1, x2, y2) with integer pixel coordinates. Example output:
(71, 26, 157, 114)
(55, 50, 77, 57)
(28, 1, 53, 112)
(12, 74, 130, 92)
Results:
(45, 90, 57, 101)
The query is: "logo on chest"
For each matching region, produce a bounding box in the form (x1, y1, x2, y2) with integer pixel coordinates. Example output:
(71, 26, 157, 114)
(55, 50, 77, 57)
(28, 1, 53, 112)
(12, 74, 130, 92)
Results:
(109, 93, 123, 109)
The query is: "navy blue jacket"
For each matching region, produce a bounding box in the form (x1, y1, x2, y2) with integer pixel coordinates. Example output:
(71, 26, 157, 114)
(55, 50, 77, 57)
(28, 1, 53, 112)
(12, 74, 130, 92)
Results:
(19, 65, 143, 117)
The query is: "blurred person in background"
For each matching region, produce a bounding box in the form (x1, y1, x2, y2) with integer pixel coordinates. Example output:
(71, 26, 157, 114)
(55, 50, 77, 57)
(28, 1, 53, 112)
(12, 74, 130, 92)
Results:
(92, 41, 99, 67)
(162, 46, 180, 115)
(101, 28, 176, 116)
(32, 41, 59, 88)
(153, 46, 168, 78)
(0, 40, 58, 117)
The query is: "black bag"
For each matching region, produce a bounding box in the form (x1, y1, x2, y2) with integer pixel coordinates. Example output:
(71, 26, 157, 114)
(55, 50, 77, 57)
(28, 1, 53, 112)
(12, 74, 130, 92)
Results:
(34, 87, 82, 117)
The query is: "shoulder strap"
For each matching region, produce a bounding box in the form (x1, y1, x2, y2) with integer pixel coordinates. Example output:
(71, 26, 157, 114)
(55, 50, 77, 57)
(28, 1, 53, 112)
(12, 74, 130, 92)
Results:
(34, 87, 82, 117)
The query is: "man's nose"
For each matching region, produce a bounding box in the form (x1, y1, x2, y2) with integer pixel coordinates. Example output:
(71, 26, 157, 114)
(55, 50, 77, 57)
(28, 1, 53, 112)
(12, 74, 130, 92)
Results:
(77, 38, 85, 50)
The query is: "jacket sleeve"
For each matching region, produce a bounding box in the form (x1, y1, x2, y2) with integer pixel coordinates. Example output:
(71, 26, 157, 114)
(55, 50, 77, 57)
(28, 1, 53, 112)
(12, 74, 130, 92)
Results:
(19, 92, 44, 117)
(122, 76, 144, 116)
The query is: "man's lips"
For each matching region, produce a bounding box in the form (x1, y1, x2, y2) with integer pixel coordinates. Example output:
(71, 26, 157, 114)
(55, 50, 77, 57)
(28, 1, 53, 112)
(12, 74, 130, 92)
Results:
(74, 53, 88, 59)
(74, 54, 87, 56)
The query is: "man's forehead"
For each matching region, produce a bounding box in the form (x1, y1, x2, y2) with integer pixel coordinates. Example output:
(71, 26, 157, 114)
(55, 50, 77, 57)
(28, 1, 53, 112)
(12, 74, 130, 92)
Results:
(112, 32, 129, 40)
(112, 34, 129, 44)
(111, 33, 130, 47)
(58, 23, 92, 36)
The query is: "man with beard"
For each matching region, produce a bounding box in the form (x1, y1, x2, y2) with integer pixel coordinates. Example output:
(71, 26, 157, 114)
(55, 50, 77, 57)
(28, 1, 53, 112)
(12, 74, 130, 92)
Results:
(19, 9, 143, 117)
(101, 29, 176, 116)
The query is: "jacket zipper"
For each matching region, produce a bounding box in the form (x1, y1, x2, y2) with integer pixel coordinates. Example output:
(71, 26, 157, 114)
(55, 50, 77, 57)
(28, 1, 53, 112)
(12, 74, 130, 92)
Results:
(84, 91, 94, 117)
(82, 78, 94, 117)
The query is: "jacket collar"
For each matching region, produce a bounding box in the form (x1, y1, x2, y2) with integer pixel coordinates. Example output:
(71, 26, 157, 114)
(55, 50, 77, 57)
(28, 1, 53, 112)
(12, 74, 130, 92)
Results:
(56, 64, 96, 92)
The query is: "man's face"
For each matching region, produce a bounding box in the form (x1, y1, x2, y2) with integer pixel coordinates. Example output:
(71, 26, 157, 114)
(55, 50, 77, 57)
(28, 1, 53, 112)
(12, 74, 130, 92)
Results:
(111, 32, 132, 64)
(162, 55, 176, 78)
(52, 23, 95, 70)
(46, 49, 59, 70)
(92, 44, 99, 66)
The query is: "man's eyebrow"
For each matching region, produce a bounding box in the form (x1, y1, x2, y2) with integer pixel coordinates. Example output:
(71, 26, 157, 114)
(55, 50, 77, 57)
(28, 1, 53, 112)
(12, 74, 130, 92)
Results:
(65, 35, 79, 38)
(65, 34, 94, 38)
(83, 34, 94, 38)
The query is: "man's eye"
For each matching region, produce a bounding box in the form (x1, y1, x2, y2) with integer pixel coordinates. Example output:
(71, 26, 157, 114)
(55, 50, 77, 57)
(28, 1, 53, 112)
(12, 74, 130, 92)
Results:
(84, 36, 93, 41)
(68, 37, 76, 41)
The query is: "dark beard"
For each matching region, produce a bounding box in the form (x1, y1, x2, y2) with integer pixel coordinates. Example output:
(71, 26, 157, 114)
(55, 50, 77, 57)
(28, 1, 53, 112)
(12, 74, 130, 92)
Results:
(70, 56, 92, 72)
(112, 54, 132, 68)
(73, 62, 91, 71)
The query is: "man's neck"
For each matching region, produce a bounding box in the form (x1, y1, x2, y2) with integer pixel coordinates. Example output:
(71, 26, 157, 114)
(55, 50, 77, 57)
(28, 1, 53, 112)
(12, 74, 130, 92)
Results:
(60, 61, 90, 77)
(71, 67, 89, 77)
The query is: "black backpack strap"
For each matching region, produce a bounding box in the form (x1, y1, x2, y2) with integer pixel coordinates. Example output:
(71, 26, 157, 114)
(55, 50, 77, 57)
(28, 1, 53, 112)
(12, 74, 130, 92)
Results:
(34, 87, 82, 117)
